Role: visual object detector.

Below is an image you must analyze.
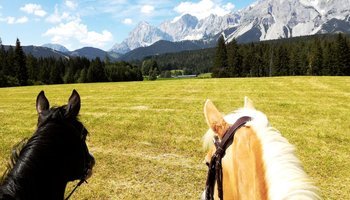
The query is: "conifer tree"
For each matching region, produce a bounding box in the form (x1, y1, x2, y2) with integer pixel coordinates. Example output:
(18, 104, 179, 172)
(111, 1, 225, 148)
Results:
(87, 57, 107, 82)
(26, 55, 38, 81)
(39, 62, 50, 84)
(322, 42, 336, 75)
(0, 38, 5, 72)
(78, 68, 87, 83)
(227, 39, 242, 77)
(213, 35, 228, 78)
(63, 67, 75, 83)
(335, 33, 350, 75)
(4, 46, 15, 77)
(14, 38, 28, 85)
(308, 38, 323, 75)
(274, 45, 290, 76)
(50, 62, 63, 84)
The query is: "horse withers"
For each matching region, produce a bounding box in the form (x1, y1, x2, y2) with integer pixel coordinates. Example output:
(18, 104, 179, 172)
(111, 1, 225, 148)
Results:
(201, 97, 320, 200)
(0, 90, 95, 200)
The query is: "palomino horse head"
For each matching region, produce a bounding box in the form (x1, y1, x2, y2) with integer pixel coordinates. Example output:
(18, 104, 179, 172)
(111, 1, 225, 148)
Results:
(201, 97, 320, 200)
(0, 90, 95, 200)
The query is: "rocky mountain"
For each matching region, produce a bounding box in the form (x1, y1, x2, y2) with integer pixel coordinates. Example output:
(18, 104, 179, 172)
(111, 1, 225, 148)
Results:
(119, 39, 214, 61)
(42, 43, 69, 53)
(9, 0, 350, 61)
(7, 45, 118, 61)
(42, 43, 120, 60)
(111, 13, 239, 54)
(110, 0, 350, 54)
(20, 46, 69, 59)
(159, 14, 199, 41)
(111, 21, 172, 54)
(69, 47, 110, 60)
(225, 0, 350, 43)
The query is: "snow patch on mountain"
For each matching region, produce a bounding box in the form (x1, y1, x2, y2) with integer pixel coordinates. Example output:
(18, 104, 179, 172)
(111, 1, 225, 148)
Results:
(110, 0, 350, 54)
(111, 13, 240, 53)
(42, 43, 69, 53)
(226, 0, 350, 43)
(111, 21, 172, 54)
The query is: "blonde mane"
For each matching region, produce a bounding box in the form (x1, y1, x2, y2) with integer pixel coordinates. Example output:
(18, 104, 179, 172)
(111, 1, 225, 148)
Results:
(203, 107, 321, 199)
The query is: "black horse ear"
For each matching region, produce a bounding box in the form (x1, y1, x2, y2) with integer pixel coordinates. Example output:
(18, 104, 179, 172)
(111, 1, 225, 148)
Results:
(36, 91, 50, 114)
(66, 89, 81, 118)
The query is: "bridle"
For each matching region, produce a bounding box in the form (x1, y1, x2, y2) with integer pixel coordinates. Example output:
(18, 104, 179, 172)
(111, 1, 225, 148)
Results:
(64, 126, 91, 200)
(205, 116, 252, 200)
(38, 109, 91, 200)
(37, 104, 92, 200)
(64, 179, 87, 200)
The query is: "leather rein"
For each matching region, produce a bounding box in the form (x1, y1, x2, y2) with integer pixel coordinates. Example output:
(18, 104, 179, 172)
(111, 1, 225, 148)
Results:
(205, 116, 252, 200)
(64, 126, 90, 200)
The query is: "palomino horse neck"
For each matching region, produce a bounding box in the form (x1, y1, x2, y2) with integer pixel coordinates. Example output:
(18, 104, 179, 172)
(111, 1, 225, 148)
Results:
(202, 98, 320, 200)
(221, 125, 268, 199)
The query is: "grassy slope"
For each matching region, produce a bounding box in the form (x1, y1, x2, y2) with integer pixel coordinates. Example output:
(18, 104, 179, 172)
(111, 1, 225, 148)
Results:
(0, 77, 349, 199)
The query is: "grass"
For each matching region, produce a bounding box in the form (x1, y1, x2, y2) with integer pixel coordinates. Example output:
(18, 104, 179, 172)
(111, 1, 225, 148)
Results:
(197, 73, 212, 79)
(0, 76, 349, 199)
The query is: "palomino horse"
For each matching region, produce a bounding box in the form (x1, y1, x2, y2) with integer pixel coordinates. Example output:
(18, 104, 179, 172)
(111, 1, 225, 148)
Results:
(0, 90, 95, 200)
(201, 97, 320, 200)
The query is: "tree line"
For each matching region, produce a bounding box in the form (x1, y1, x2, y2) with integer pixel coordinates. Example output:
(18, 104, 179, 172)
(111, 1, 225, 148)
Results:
(212, 33, 350, 77)
(1, 33, 348, 87)
(149, 48, 215, 75)
(0, 39, 143, 87)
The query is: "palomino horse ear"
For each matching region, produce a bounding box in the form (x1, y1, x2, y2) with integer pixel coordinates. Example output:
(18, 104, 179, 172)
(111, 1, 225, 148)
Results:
(204, 99, 230, 138)
(244, 96, 255, 110)
(66, 89, 81, 118)
(36, 91, 50, 114)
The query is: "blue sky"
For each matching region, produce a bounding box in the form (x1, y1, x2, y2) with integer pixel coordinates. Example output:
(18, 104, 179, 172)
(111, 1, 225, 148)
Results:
(0, 0, 255, 51)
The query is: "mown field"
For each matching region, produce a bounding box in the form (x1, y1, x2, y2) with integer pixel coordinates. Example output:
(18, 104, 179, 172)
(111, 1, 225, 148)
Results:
(0, 76, 349, 199)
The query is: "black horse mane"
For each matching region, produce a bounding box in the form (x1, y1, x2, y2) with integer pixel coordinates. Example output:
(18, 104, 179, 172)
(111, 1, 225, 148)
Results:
(0, 138, 28, 184)
(1, 105, 71, 180)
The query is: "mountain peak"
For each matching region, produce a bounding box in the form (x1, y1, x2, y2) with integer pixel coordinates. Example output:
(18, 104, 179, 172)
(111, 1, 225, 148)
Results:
(137, 21, 150, 27)
(180, 14, 198, 21)
(111, 21, 172, 54)
(110, 0, 350, 54)
(42, 43, 69, 53)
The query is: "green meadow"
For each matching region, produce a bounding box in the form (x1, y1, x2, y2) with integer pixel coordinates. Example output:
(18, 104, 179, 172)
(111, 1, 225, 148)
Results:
(0, 76, 349, 199)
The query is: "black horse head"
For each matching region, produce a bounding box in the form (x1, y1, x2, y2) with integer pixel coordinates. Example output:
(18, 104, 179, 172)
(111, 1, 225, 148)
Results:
(0, 90, 95, 200)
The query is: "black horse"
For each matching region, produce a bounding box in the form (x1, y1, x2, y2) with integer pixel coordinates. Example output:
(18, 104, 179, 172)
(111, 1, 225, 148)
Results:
(0, 90, 95, 200)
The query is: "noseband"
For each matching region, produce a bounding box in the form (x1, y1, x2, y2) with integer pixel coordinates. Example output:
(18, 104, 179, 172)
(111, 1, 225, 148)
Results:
(205, 116, 251, 200)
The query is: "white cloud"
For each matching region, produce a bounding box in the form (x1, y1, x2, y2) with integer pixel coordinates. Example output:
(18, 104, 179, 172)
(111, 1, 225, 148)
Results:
(20, 3, 47, 17)
(224, 2, 235, 11)
(141, 5, 154, 14)
(174, 0, 234, 19)
(122, 18, 133, 25)
(65, 0, 78, 10)
(46, 5, 72, 24)
(80, 30, 113, 46)
(16, 16, 29, 24)
(0, 16, 28, 24)
(0, 16, 15, 24)
(43, 18, 113, 48)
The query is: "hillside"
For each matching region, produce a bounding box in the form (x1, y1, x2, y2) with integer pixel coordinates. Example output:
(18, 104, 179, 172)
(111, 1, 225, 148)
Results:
(119, 40, 214, 61)
(3, 45, 69, 59)
(150, 33, 350, 75)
